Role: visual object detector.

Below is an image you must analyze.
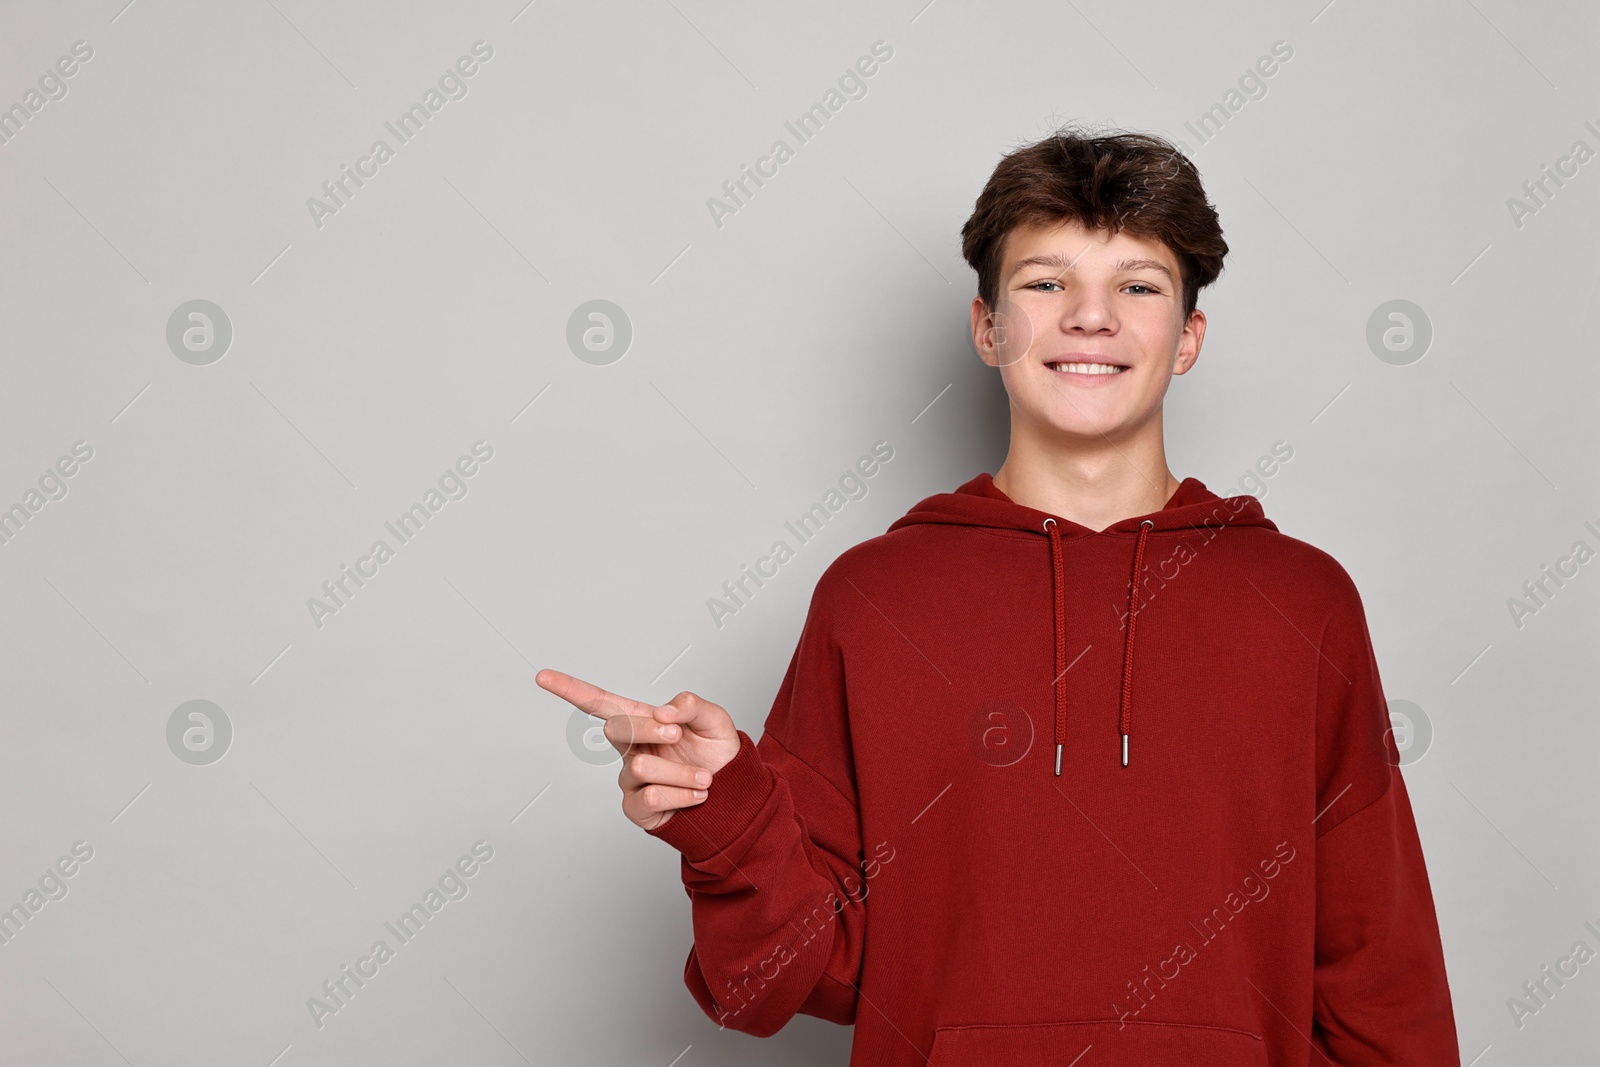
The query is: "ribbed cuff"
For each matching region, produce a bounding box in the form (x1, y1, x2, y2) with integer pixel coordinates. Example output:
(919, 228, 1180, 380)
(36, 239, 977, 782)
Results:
(645, 730, 776, 864)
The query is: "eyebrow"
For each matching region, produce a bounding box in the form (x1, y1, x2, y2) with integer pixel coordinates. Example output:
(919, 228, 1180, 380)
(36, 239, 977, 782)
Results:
(1008, 253, 1174, 282)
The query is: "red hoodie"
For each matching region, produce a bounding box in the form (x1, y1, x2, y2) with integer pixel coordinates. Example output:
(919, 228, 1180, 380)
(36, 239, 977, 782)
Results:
(648, 472, 1459, 1065)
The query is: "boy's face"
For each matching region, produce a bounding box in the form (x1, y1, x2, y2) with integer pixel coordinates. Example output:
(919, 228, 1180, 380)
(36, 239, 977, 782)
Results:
(971, 218, 1204, 447)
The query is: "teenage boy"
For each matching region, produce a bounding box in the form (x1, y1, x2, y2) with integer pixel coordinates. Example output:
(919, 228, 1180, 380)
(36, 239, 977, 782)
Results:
(537, 127, 1460, 1065)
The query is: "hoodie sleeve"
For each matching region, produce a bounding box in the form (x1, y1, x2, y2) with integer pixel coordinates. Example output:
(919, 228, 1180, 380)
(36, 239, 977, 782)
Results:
(1308, 569, 1460, 1065)
(645, 569, 866, 1037)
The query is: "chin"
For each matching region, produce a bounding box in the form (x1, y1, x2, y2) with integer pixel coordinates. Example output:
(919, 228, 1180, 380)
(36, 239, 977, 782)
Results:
(1034, 413, 1125, 440)
(1030, 399, 1129, 434)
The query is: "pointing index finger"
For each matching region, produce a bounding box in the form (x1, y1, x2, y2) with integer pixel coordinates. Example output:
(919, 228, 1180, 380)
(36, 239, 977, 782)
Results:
(535, 668, 654, 721)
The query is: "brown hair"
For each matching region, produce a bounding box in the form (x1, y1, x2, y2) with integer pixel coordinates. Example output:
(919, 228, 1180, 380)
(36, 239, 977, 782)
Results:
(960, 124, 1228, 320)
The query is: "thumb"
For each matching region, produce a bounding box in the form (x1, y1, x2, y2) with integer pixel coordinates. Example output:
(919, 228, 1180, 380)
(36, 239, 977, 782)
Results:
(654, 691, 733, 737)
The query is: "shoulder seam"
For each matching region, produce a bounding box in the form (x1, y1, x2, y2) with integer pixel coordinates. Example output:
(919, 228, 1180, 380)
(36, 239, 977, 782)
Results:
(1315, 771, 1394, 839)
(764, 730, 860, 812)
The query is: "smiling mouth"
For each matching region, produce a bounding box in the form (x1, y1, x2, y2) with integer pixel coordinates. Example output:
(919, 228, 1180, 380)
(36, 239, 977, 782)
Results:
(1045, 360, 1128, 375)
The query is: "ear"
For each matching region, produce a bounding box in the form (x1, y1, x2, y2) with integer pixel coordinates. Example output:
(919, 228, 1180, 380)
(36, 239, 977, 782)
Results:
(1172, 308, 1206, 376)
(971, 296, 999, 368)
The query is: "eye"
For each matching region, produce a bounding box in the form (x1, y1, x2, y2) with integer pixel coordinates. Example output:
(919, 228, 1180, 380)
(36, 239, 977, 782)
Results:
(1124, 283, 1158, 295)
(1025, 279, 1063, 292)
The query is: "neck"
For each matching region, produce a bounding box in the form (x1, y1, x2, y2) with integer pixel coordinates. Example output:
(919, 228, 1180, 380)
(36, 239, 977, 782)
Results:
(992, 421, 1179, 533)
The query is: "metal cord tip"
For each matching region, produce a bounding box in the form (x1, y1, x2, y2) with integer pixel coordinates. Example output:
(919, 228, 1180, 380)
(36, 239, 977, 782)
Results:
(1121, 733, 1129, 767)
(1055, 743, 1062, 776)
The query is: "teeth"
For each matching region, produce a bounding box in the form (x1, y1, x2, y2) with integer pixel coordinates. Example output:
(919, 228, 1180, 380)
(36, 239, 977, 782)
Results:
(1049, 362, 1124, 375)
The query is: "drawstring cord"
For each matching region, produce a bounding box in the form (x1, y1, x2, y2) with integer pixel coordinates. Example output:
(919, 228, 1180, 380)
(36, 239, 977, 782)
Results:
(1045, 516, 1155, 775)
(1044, 518, 1067, 776)
(1120, 519, 1154, 767)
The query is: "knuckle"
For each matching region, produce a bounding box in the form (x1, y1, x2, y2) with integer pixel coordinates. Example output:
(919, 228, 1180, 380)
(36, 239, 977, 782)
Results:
(629, 753, 648, 776)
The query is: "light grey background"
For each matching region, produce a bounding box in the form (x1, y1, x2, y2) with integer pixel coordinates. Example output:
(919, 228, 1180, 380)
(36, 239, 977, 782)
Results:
(1, 0, 1596, 1064)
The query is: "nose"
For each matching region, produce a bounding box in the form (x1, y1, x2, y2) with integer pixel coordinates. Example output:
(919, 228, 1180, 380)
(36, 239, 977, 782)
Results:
(1057, 287, 1116, 334)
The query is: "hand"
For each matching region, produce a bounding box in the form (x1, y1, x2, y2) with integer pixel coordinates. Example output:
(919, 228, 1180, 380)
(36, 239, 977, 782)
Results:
(536, 669, 741, 832)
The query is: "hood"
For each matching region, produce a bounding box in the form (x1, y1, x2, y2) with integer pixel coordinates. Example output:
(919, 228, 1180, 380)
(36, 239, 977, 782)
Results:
(887, 472, 1279, 775)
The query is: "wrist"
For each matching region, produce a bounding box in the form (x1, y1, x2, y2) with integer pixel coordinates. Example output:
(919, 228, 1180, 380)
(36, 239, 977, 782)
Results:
(645, 730, 776, 862)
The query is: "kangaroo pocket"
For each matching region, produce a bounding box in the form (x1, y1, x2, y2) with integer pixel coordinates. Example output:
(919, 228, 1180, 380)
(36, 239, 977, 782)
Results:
(929, 1018, 1268, 1066)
